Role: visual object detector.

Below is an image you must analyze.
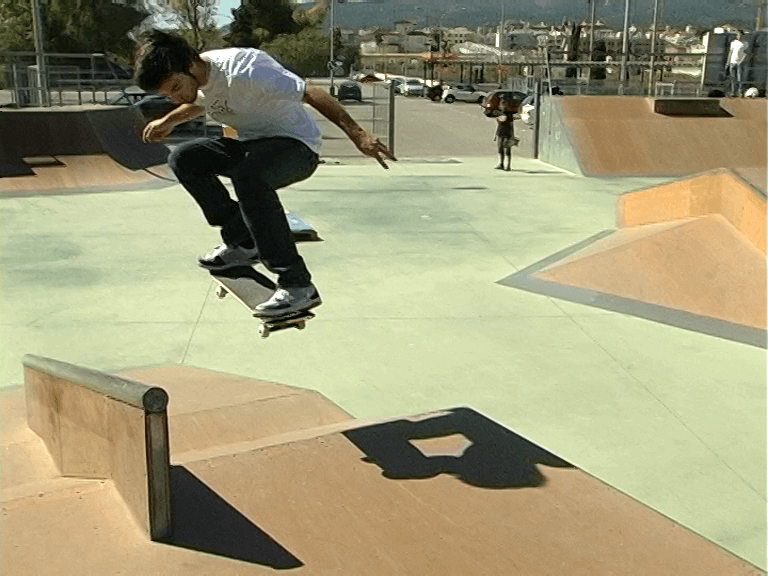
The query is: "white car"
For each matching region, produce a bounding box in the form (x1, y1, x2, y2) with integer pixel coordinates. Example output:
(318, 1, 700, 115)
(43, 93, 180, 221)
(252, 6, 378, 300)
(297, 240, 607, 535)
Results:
(385, 78, 405, 94)
(519, 94, 536, 125)
(401, 79, 426, 97)
(441, 84, 488, 104)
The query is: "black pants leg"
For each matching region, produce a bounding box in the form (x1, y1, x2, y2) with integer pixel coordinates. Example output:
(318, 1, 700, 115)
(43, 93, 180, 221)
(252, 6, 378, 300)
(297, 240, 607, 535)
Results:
(168, 136, 319, 287)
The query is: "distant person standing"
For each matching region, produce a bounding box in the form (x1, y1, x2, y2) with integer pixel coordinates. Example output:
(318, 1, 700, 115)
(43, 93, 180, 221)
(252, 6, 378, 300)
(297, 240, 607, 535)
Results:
(727, 31, 748, 96)
(493, 94, 519, 172)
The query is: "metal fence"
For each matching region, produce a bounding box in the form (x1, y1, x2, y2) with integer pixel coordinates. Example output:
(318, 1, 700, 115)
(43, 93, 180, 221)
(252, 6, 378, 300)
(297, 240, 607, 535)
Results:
(0, 51, 134, 107)
(370, 81, 395, 155)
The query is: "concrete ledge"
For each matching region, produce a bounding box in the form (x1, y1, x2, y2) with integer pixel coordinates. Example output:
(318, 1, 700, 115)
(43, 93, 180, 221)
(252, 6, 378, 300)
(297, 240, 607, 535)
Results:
(22, 354, 172, 541)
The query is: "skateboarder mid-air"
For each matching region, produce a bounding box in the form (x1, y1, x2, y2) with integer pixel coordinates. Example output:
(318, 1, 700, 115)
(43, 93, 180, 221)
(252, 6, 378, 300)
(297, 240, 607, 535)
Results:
(135, 31, 396, 318)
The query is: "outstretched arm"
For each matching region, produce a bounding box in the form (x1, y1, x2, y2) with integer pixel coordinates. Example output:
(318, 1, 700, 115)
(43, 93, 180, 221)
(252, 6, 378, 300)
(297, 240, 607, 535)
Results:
(142, 103, 205, 143)
(303, 85, 396, 169)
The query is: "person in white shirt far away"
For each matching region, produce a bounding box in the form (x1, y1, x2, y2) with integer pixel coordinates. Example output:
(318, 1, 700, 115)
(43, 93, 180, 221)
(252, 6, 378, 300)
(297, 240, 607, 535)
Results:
(727, 31, 748, 97)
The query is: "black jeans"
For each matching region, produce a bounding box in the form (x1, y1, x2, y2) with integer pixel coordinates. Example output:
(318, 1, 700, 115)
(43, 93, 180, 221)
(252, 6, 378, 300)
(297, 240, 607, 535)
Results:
(169, 137, 319, 287)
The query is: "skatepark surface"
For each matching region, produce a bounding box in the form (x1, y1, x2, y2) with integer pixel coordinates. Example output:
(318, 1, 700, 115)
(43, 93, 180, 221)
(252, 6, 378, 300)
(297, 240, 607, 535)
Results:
(1, 99, 766, 573)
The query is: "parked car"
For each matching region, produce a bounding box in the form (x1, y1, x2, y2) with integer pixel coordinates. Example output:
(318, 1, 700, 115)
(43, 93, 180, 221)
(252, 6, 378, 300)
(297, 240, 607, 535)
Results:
(401, 78, 426, 97)
(337, 81, 363, 102)
(388, 78, 405, 94)
(479, 89, 528, 116)
(441, 84, 488, 104)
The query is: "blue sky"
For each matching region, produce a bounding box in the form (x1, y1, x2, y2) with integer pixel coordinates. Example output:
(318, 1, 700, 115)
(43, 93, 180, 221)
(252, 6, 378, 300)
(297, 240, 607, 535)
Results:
(216, 0, 240, 27)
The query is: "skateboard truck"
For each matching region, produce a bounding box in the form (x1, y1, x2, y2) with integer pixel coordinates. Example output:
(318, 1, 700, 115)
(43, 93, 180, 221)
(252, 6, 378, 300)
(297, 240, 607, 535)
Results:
(256, 310, 315, 339)
(211, 267, 317, 339)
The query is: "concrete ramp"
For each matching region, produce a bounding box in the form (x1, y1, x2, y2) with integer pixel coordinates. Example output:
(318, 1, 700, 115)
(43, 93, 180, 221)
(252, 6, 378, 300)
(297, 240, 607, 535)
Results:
(537, 214, 765, 329)
(0, 154, 177, 198)
(499, 170, 767, 347)
(539, 96, 767, 180)
(2, 363, 762, 573)
(115, 365, 355, 459)
(0, 105, 169, 175)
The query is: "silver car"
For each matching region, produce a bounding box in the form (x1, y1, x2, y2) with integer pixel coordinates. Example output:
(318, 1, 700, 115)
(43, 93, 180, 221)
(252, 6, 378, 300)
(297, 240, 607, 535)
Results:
(441, 84, 488, 104)
(402, 79, 426, 97)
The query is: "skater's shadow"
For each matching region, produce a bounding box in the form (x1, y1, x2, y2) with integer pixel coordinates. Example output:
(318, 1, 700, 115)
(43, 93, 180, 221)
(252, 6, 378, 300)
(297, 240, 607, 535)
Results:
(344, 407, 572, 489)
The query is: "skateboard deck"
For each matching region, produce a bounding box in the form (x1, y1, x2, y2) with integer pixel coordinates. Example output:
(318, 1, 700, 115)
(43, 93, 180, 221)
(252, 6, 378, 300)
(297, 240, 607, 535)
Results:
(210, 266, 315, 339)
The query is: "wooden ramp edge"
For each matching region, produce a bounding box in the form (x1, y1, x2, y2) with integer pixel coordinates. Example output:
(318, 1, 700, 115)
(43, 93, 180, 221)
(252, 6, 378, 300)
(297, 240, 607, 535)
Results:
(616, 168, 767, 254)
(3, 364, 764, 573)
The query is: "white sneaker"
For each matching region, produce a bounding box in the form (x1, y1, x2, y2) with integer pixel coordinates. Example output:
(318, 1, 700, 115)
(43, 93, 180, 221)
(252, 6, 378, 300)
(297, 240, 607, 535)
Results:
(198, 244, 260, 270)
(254, 285, 322, 318)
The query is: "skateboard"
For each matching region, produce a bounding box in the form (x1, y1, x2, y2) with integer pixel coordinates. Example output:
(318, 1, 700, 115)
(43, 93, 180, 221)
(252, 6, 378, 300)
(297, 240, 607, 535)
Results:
(210, 266, 315, 339)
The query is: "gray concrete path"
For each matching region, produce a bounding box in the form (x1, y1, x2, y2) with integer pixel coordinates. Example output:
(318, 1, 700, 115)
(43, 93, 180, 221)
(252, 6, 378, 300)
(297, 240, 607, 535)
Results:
(1, 153, 765, 569)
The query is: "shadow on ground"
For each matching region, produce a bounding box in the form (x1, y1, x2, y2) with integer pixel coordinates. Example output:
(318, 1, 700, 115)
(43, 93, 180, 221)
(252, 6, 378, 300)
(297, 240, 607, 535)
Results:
(162, 466, 303, 569)
(345, 407, 573, 488)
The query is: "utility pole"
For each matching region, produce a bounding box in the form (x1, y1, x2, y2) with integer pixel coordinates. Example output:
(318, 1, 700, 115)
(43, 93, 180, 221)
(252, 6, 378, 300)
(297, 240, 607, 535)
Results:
(329, 0, 336, 97)
(31, 0, 50, 106)
(758, 1, 768, 29)
(589, 0, 597, 61)
(647, 0, 660, 95)
(498, 0, 505, 85)
(619, 0, 631, 94)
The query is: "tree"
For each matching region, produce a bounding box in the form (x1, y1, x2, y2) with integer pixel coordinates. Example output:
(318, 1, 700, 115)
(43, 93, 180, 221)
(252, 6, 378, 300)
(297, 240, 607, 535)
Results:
(336, 42, 360, 76)
(46, 0, 149, 60)
(223, 0, 300, 48)
(561, 20, 582, 78)
(0, 0, 34, 51)
(159, 0, 221, 51)
(261, 26, 328, 77)
(0, 0, 149, 62)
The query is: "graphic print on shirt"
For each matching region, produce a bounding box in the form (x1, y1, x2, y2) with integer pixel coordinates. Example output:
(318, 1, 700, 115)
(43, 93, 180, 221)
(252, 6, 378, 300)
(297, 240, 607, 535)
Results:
(207, 99, 235, 122)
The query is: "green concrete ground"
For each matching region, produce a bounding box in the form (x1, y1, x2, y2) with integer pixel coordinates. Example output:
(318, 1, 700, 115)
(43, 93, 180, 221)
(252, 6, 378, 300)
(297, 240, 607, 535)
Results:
(1, 155, 765, 569)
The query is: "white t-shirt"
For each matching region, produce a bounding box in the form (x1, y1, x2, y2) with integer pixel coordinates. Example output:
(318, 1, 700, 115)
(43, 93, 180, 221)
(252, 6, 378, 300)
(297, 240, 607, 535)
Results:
(196, 48, 322, 153)
(728, 39, 747, 65)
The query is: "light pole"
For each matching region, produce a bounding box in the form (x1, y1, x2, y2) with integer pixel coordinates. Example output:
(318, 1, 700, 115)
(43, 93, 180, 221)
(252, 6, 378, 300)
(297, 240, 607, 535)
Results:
(619, 0, 631, 94)
(329, 0, 336, 96)
(588, 0, 597, 61)
(497, 0, 505, 86)
(31, 0, 50, 106)
(647, 0, 660, 95)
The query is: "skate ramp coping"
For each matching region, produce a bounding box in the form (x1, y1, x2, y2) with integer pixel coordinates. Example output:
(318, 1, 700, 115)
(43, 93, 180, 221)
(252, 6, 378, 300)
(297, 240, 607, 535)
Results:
(22, 354, 172, 540)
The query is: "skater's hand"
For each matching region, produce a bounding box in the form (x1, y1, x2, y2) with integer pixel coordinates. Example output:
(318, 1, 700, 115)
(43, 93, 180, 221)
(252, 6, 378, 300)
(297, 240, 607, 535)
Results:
(142, 119, 173, 143)
(352, 130, 397, 169)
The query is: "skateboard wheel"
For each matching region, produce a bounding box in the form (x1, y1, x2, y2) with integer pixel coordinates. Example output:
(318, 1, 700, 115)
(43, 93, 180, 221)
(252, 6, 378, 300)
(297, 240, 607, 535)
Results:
(297, 322, 306, 330)
(258, 324, 269, 339)
(215, 286, 228, 299)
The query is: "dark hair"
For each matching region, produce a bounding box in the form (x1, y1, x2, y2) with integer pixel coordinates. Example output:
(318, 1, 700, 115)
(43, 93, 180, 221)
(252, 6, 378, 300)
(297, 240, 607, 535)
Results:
(134, 30, 199, 91)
